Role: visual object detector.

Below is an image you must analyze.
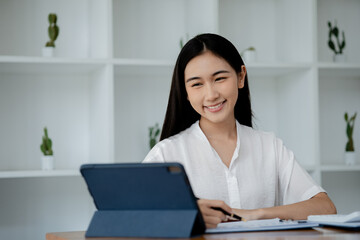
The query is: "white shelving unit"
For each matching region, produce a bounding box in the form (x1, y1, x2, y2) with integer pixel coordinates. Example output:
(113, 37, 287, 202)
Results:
(0, 169, 80, 179)
(0, 0, 359, 239)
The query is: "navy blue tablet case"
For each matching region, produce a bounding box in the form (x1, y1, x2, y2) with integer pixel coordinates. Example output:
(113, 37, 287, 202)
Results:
(80, 163, 206, 238)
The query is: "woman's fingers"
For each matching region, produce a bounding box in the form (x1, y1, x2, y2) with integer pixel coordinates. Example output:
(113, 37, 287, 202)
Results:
(203, 216, 222, 229)
(197, 199, 233, 228)
(198, 199, 233, 214)
(202, 206, 226, 220)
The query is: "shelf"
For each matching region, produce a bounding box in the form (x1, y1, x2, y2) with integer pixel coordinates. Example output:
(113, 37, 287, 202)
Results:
(0, 55, 109, 63)
(0, 169, 80, 179)
(318, 62, 360, 68)
(113, 58, 173, 75)
(0, 56, 315, 77)
(320, 165, 360, 172)
(302, 164, 317, 172)
(0, 56, 174, 75)
(246, 62, 312, 77)
(0, 56, 108, 74)
(318, 62, 360, 78)
(0, 56, 175, 66)
(112, 58, 173, 66)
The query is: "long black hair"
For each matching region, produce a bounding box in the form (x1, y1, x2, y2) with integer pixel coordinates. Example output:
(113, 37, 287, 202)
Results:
(160, 33, 252, 140)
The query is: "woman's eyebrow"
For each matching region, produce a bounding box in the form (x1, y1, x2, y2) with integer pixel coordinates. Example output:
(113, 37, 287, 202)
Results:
(213, 70, 230, 76)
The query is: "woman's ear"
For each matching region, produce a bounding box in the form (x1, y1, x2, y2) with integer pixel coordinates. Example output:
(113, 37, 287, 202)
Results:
(238, 65, 247, 89)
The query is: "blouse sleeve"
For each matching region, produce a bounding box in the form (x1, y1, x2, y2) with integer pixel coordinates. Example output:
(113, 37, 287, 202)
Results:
(275, 137, 325, 205)
(142, 143, 166, 163)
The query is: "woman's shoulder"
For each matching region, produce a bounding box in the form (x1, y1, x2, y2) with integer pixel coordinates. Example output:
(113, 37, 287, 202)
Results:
(159, 121, 201, 146)
(143, 121, 201, 163)
(239, 123, 277, 140)
(238, 123, 290, 154)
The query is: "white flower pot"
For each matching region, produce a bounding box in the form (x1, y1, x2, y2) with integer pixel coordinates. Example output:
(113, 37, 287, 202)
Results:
(333, 54, 346, 63)
(242, 50, 257, 64)
(41, 156, 55, 170)
(344, 152, 356, 166)
(42, 47, 55, 57)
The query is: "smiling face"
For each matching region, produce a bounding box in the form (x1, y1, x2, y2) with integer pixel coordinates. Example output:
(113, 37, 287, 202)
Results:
(184, 51, 246, 126)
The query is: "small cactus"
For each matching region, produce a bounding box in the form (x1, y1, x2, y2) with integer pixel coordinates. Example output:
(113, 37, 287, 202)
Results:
(328, 20, 345, 55)
(45, 13, 59, 47)
(149, 123, 161, 149)
(344, 112, 356, 152)
(40, 127, 54, 156)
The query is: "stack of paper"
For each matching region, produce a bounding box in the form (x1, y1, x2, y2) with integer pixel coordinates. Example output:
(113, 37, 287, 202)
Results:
(307, 211, 360, 230)
(206, 218, 318, 233)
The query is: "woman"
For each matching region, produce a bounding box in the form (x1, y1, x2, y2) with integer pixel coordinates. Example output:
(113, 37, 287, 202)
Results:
(143, 33, 336, 229)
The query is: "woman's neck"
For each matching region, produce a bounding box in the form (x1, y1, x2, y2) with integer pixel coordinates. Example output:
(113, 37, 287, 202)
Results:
(199, 117, 237, 140)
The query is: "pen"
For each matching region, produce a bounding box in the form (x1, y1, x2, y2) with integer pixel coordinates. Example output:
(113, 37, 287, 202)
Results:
(211, 207, 242, 221)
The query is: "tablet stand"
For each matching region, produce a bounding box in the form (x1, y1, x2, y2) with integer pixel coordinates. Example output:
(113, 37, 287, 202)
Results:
(85, 209, 205, 238)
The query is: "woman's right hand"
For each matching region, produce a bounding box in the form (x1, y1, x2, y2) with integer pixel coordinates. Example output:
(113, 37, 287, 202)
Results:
(197, 199, 233, 229)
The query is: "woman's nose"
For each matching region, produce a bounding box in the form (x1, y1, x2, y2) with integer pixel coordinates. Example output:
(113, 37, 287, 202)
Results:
(205, 84, 220, 101)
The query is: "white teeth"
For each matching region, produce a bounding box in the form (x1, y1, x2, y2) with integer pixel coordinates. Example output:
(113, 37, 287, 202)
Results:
(207, 102, 223, 109)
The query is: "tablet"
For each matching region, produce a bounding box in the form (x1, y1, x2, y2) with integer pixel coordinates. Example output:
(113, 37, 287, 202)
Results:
(80, 163, 205, 237)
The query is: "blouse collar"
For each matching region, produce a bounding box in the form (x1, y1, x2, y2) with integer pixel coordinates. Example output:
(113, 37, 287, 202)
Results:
(192, 120, 242, 169)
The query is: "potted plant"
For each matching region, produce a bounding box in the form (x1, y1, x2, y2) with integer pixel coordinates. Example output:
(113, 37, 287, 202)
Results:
(344, 112, 356, 165)
(328, 20, 346, 62)
(42, 13, 59, 57)
(179, 33, 190, 49)
(149, 123, 161, 149)
(40, 127, 55, 170)
(241, 46, 257, 63)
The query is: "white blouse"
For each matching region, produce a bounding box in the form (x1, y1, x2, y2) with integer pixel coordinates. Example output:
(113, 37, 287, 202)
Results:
(143, 121, 324, 210)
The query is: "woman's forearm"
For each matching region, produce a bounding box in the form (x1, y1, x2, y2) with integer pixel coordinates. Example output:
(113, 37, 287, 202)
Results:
(233, 192, 337, 221)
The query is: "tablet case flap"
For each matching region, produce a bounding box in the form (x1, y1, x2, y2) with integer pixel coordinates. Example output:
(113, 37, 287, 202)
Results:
(85, 209, 201, 238)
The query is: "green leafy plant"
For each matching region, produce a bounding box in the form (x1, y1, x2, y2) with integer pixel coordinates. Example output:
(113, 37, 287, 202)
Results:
(45, 13, 59, 47)
(328, 20, 346, 55)
(241, 46, 256, 53)
(180, 38, 185, 49)
(344, 112, 357, 152)
(149, 123, 161, 149)
(179, 34, 190, 49)
(40, 127, 53, 156)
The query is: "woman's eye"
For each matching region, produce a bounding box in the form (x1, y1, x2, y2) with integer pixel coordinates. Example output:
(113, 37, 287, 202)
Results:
(191, 83, 202, 87)
(215, 77, 226, 81)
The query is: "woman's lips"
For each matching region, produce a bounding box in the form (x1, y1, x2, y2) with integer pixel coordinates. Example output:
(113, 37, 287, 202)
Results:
(205, 101, 226, 112)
